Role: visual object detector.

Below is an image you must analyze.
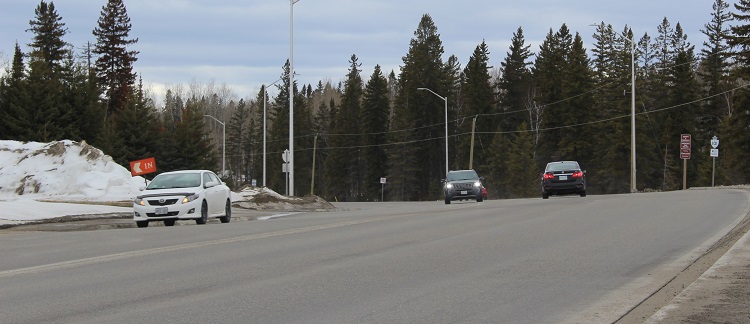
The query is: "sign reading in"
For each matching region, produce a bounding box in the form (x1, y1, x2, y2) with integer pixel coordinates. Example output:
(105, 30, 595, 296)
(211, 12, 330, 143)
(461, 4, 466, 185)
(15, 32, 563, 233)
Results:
(680, 134, 691, 159)
(130, 157, 157, 176)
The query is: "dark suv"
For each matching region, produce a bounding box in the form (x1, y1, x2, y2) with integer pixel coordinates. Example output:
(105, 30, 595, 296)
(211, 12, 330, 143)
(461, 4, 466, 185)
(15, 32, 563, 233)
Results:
(443, 170, 484, 204)
(541, 161, 586, 199)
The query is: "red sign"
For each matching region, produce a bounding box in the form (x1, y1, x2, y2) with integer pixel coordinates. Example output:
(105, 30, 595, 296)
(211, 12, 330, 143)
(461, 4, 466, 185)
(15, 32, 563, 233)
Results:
(680, 134, 691, 159)
(130, 157, 157, 176)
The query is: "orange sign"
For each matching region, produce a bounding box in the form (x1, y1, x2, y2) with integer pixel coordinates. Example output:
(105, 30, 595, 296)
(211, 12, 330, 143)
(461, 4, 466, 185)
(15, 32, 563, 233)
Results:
(129, 157, 157, 176)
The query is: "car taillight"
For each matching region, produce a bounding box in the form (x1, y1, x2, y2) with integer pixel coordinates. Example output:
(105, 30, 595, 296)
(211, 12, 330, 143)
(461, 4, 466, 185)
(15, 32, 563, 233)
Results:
(543, 173, 555, 180)
(572, 171, 584, 178)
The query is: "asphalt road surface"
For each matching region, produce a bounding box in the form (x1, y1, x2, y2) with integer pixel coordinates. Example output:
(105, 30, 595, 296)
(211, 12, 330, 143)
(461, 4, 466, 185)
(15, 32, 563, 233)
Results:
(0, 189, 748, 323)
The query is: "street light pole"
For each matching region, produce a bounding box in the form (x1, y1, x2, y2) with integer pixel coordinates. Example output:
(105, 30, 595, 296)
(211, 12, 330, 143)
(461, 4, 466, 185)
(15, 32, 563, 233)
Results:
(623, 35, 637, 193)
(204, 114, 225, 177)
(263, 78, 282, 187)
(417, 87, 449, 176)
(289, 0, 300, 196)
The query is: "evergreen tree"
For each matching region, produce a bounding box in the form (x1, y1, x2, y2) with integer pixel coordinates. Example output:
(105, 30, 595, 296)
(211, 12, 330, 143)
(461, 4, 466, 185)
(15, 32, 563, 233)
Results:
(502, 122, 539, 198)
(498, 27, 534, 132)
(292, 84, 313, 196)
(458, 41, 494, 176)
(0, 44, 30, 139)
(227, 98, 251, 186)
(267, 62, 292, 194)
(25, 54, 64, 142)
(485, 130, 510, 199)
(590, 24, 635, 193)
(93, 0, 139, 118)
(700, 0, 732, 136)
(71, 47, 105, 144)
(360, 65, 390, 201)
(26, 1, 68, 72)
(22, 1, 72, 142)
(325, 54, 364, 201)
(533, 24, 573, 163)
(720, 0, 750, 184)
(115, 77, 158, 166)
(389, 14, 446, 201)
(558, 33, 593, 161)
(697, 0, 732, 185)
(156, 97, 216, 172)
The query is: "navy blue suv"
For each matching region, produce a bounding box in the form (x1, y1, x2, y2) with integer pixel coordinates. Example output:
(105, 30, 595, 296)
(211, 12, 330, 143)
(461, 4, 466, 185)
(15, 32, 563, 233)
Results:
(443, 170, 484, 204)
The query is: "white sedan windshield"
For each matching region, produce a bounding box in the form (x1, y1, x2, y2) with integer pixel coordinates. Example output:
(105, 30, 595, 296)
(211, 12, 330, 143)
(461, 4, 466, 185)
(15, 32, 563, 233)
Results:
(147, 173, 201, 189)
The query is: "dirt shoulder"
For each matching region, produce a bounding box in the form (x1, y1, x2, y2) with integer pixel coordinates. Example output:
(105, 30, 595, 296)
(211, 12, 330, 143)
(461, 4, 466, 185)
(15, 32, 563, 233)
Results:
(621, 186, 750, 323)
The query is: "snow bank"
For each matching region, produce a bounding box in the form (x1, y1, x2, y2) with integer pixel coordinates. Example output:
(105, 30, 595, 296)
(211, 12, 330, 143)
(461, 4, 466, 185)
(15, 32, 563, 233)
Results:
(0, 140, 143, 202)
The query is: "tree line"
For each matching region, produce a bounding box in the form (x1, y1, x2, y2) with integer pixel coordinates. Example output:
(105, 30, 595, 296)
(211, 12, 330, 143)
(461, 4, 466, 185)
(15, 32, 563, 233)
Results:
(2, 0, 750, 202)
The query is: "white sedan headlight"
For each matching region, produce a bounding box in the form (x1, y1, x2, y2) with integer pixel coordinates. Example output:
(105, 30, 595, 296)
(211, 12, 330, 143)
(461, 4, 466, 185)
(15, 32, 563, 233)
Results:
(134, 197, 145, 206)
(182, 193, 200, 204)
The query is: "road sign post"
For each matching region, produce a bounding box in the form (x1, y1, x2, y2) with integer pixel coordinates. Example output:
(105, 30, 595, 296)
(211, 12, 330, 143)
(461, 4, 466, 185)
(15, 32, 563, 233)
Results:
(282, 149, 290, 196)
(680, 134, 691, 190)
(380, 177, 386, 202)
(710, 136, 719, 187)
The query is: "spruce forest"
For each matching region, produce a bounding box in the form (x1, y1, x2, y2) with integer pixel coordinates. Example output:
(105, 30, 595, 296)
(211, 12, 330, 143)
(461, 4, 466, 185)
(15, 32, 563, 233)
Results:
(2, 0, 750, 201)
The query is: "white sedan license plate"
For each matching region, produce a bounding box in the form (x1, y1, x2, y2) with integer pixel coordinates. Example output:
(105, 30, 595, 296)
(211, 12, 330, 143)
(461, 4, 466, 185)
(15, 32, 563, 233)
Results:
(155, 207, 168, 215)
(559, 175, 568, 180)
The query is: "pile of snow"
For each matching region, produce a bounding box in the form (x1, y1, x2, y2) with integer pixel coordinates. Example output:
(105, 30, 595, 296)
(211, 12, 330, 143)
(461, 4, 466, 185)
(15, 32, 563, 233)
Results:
(234, 186, 335, 211)
(0, 140, 144, 202)
(0, 140, 331, 224)
(0, 140, 145, 223)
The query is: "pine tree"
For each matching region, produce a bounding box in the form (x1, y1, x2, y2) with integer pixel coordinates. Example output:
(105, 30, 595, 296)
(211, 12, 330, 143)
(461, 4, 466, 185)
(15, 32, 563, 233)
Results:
(498, 27, 534, 133)
(389, 14, 447, 201)
(267, 62, 292, 194)
(559, 33, 595, 165)
(502, 122, 539, 198)
(115, 77, 158, 166)
(93, 0, 139, 118)
(700, 0, 732, 134)
(360, 65, 390, 201)
(26, 1, 68, 72)
(697, 1, 732, 186)
(720, 0, 750, 184)
(227, 98, 251, 186)
(23, 1, 72, 142)
(485, 130, 511, 199)
(325, 54, 364, 201)
(458, 41, 494, 177)
(533, 24, 573, 163)
(0, 43, 30, 139)
(590, 24, 634, 193)
(158, 97, 216, 172)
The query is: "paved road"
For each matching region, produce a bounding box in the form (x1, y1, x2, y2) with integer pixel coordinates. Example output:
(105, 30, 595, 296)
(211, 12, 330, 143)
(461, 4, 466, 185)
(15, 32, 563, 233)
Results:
(0, 189, 747, 323)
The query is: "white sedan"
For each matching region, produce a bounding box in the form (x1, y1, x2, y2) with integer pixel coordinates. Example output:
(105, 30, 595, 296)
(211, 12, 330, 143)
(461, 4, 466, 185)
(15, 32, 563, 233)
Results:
(133, 170, 231, 228)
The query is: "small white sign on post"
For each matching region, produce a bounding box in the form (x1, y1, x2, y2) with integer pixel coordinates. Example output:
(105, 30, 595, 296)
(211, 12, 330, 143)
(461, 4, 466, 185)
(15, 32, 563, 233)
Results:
(711, 136, 719, 187)
(380, 177, 387, 202)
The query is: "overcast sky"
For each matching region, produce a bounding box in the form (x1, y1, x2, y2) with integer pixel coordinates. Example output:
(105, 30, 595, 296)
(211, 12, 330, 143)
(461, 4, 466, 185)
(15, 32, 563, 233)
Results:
(0, 0, 715, 102)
